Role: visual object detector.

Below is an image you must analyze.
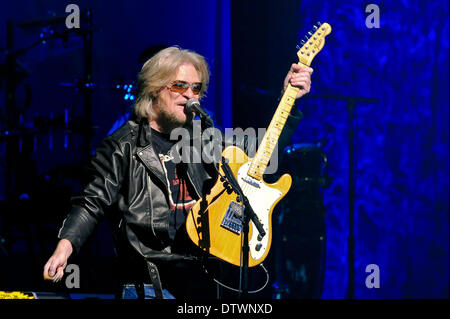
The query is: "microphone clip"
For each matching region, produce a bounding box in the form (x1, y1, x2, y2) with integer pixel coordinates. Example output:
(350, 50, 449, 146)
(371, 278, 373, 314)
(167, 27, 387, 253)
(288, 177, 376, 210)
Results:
(186, 98, 214, 129)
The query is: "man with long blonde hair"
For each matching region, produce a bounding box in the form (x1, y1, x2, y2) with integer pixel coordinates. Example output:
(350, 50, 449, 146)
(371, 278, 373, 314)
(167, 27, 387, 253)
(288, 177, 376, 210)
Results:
(43, 46, 313, 299)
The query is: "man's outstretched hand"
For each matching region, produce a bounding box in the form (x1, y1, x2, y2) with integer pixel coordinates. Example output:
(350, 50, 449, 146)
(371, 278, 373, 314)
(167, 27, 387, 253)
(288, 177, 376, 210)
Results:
(43, 238, 73, 282)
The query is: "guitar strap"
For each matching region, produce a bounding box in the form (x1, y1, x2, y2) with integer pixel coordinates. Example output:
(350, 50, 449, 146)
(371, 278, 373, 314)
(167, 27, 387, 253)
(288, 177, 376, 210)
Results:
(146, 260, 164, 299)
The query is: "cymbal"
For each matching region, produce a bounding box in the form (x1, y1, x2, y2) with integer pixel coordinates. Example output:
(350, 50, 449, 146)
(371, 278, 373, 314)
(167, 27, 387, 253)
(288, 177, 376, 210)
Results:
(16, 12, 90, 30)
(16, 15, 67, 29)
(58, 81, 137, 92)
(0, 114, 97, 139)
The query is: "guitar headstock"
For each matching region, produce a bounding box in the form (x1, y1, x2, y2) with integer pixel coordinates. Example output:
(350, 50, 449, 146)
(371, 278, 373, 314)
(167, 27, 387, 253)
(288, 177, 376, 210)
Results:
(296, 22, 331, 66)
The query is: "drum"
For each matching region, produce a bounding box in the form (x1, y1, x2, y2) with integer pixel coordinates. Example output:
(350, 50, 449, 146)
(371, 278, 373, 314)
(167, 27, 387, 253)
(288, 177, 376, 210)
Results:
(271, 143, 331, 299)
(281, 143, 331, 190)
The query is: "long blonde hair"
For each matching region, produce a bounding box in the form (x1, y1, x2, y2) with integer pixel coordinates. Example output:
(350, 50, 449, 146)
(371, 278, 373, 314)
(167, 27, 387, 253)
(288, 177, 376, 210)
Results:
(134, 46, 210, 120)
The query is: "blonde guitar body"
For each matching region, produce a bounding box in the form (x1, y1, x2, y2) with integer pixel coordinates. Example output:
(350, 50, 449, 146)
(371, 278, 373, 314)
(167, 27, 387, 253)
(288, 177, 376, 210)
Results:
(185, 146, 292, 267)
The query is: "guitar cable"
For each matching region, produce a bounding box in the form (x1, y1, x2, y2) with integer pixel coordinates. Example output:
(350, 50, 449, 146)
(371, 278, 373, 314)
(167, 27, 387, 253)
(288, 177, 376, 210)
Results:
(203, 261, 270, 294)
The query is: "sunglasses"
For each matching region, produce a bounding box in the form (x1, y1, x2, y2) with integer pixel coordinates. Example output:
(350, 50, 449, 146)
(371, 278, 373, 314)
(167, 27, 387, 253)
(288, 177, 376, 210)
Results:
(168, 80, 202, 95)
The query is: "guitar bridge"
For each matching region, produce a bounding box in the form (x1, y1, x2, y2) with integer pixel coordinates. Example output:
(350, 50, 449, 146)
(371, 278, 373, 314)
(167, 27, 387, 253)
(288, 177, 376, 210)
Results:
(242, 177, 260, 188)
(221, 200, 245, 235)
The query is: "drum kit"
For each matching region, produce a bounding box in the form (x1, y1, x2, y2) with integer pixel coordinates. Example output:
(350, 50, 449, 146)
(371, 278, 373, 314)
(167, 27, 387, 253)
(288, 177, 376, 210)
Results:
(0, 10, 132, 266)
(0, 9, 137, 150)
(0, 9, 143, 196)
(267, 141, 332, 298)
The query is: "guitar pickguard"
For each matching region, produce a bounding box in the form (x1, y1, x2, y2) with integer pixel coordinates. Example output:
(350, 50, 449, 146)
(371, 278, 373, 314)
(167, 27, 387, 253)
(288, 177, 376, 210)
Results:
(237, 162, 283, 261)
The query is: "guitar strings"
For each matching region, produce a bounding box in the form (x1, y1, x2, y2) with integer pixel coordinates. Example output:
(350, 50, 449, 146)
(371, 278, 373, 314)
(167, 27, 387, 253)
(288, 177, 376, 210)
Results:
(211, 147, 267, 265)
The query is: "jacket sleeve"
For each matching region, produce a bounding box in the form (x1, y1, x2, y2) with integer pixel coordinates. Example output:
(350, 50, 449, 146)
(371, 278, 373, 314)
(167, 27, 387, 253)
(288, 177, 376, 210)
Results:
(278, 106, 303, 154)
(57, 136, 125, 254)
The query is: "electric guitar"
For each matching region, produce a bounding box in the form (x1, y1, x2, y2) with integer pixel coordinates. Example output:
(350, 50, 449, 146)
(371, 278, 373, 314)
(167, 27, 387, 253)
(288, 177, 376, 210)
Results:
(186, 22, 332, 267)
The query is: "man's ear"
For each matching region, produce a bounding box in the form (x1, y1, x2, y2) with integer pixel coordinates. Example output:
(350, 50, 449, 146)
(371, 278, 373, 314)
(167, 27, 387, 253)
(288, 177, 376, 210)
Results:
(150, 90, 160, 101)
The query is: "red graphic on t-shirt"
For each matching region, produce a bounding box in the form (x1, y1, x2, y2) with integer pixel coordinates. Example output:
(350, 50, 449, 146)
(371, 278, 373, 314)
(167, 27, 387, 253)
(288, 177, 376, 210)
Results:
(159, 153, 196, 211)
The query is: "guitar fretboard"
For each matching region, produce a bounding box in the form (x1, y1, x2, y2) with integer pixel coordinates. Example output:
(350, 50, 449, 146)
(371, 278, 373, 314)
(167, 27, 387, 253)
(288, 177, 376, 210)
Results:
(247, 83, 300, 180)
(246, 22, 331, 181)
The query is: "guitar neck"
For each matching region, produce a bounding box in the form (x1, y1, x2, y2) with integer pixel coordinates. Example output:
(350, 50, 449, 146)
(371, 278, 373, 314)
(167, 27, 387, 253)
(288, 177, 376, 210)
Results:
(247, 83, 299, 180)
(246, 22, 331, 181)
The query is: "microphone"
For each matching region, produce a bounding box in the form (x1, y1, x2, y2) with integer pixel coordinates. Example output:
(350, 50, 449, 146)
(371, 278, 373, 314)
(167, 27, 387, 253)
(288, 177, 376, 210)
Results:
(186, 98, 213, 127)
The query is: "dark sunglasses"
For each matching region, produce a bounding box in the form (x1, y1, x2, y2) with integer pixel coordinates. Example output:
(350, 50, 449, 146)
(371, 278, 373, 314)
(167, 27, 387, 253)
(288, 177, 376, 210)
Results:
(168, 80, 202, 95)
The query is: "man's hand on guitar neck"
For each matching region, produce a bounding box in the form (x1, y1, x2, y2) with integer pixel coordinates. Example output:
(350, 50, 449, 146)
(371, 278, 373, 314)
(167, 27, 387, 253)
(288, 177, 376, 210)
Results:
(283, 63, 313, 99)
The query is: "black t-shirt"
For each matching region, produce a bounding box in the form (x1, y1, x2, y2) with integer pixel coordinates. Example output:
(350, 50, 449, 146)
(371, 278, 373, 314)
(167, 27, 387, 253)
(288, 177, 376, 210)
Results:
(150, 129, 197, 240)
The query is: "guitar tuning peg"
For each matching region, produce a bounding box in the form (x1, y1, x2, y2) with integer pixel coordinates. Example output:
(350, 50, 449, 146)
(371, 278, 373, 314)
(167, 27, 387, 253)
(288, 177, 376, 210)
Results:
(313, 25, 318, 30)
(300, 39, 306, 44)
(296, 45, 301, 50)
(304, 35, 309, 40)
(308, 31, 313, 36)
(317, 21, 322, 26)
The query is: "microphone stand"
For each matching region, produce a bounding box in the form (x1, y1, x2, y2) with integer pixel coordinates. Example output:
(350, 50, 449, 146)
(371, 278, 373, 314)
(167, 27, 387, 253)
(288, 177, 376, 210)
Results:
(197, 112, 214, 130)
(195, 110, 265, 298)
(305, 94, 380, 298)
(220, 157, 265, 299)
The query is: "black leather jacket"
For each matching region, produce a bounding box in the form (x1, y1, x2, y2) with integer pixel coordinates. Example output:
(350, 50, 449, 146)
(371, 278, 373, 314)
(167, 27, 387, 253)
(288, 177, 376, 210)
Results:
(58, 110, 302, 281)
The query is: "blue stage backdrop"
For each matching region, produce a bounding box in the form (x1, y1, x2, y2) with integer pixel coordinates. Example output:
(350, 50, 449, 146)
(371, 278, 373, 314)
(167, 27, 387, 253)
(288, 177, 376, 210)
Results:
(289, 0, 449, 298)
(0, 0, 448, 298)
